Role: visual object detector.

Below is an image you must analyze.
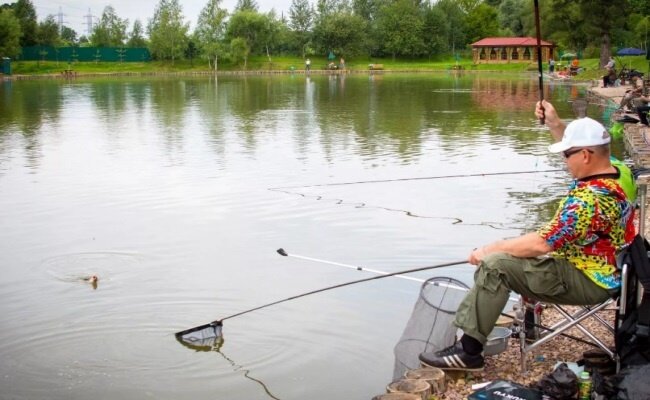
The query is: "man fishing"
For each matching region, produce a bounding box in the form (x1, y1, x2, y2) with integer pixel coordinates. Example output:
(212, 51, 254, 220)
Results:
(419, 102, 636, 371)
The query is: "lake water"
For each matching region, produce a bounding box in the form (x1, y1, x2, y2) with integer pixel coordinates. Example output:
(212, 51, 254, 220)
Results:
(0, 73, 622, 399)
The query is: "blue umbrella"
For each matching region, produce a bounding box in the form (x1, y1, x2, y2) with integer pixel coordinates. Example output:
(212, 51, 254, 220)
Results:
(617, 48, 646, 56)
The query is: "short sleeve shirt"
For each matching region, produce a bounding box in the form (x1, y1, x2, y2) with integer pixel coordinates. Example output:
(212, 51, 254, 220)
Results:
(537, 175, 635, 289)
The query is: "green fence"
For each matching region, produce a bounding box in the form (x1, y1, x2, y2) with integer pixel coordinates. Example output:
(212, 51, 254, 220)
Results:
(20, 46, 151, 62)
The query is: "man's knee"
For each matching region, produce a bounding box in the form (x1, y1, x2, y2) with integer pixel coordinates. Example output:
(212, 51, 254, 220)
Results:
(474, 253, 518, 294)
(480, 252, 518, 273)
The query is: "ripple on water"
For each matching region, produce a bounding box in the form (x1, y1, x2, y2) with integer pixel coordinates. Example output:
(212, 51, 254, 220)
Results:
(40, 251, 143, 284)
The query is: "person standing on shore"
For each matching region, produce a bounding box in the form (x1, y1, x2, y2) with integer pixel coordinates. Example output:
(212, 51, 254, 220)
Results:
(549, 58, 555, 73)
(305, 58, 311, 72)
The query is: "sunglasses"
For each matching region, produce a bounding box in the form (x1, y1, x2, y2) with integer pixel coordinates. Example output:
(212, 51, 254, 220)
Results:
(563, 148, 594, 158)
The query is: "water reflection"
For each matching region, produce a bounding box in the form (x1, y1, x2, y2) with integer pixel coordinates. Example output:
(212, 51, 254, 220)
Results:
(176, 335, 281, 400)
(0, 80, 65, 171)
(0, 75, 609, 169)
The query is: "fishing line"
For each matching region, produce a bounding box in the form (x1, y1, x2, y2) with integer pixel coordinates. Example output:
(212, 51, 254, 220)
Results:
(268, 169, 562, 190)
(270, 187, 464, 224)
(270, 187, 530, 230)
(176, 336, 281, 400)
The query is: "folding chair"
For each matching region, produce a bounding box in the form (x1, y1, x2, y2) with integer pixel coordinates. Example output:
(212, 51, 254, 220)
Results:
(516, 289, 619, 372)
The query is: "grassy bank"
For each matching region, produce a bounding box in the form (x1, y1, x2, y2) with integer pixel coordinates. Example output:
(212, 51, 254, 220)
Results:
(8, 55, 648, 77)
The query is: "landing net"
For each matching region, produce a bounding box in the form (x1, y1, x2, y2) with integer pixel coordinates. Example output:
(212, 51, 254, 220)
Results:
(393, 276, 469, 380)
(176, 321, 223, 350)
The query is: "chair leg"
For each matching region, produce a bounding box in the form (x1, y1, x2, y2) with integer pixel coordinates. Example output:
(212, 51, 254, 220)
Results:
(519, 299, 615, 372)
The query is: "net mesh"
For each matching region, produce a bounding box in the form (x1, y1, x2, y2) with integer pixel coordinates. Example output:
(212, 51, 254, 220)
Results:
(176, 322, 223, 351)
(393, 276, 469, 380)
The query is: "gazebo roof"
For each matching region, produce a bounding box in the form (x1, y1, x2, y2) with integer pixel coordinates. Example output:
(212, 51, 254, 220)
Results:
(472, 37, 555, 47)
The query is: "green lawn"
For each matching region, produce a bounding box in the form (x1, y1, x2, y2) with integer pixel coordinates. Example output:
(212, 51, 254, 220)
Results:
(8, 55, 649, 78)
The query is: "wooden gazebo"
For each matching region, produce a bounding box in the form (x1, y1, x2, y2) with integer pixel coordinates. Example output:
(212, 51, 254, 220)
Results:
(471, 37, 555, 64)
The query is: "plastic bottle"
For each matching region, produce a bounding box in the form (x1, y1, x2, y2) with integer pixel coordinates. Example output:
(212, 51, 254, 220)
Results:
(579, 371, 592, 400)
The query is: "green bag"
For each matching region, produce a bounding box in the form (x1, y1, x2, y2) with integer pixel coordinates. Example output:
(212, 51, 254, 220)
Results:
(610, 122, 624, 139)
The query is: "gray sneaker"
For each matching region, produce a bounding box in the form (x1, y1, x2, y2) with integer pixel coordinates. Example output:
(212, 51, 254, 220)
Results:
(419, 342, 485, 371)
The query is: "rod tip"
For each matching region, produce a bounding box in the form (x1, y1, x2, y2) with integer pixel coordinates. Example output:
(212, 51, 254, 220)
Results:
(277, 248, 288, 256)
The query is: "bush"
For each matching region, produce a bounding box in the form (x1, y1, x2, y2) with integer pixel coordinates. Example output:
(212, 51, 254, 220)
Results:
(582, 45, 600, 59)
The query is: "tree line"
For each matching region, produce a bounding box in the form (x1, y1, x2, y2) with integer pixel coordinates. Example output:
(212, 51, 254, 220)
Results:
(1, 0, 648, 69)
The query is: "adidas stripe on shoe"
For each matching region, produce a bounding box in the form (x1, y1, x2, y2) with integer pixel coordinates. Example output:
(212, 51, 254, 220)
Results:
(418, 342, 485, 371)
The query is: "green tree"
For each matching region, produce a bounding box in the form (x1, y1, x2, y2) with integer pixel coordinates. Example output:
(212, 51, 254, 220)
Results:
(230, 36, 250, 67)
(148, 0, 190, 64)
(457, 0, 482, 13)
(36, 14, 60, 46)
(543, 0, 587, 51)
(551, 0, 628, 66)
(422, 4, 449, 57)
(195, 0, 228, 70)
(289, 0, 313, 58)
(60, 26, 77, 45)
(315, 0, 338, 21)
(235, 0, 258, 12)
(185, 38, 197, 66)
(127, 19, 147, 47)
(634, 16, 649, 51)
(497, 0, 526, 37)
(375, 0, 425, 59)
(13, 0, 37, 46)
(91, 6, 128, 47)
(0, 8, 21, 58)
(226, 10, 271, 55)
(352, 0, 377, 21)
(435, 0, 466, 53)
(312, 11, 368, 57)
(465, 3, 500, 44)
(629, 0, 649, 16)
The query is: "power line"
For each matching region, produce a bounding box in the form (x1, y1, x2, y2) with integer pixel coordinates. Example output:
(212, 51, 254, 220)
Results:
(84, 8, 94, 36)
(57, 6, 67, 33)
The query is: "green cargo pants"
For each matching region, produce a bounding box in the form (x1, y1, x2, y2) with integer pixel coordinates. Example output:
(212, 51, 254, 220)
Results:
(453, 252, 612, 344)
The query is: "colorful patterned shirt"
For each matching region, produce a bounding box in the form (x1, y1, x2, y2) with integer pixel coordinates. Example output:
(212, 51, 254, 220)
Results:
(537, 174, 635, 289)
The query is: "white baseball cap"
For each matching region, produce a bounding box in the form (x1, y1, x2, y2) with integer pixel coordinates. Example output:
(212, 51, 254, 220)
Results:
(548, 117, 611, 153)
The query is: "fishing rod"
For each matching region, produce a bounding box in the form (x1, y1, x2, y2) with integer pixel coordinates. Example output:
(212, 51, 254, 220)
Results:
(278, 248, 462, 286)
(175, 259, 467, 341)
(277, 248, 520, 302)
(269, 169, 562, 190)
(533, 0, 545, 124)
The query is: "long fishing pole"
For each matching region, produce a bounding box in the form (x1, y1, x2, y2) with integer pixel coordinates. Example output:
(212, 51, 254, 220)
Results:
(175, 259, 467, 339)
(533, 0, 545, 124)
(269, 169, 562, 190)
(277, 248, 520, 302)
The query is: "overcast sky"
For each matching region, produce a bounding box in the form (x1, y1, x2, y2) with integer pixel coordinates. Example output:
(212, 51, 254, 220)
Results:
(28, 0, 291, 38)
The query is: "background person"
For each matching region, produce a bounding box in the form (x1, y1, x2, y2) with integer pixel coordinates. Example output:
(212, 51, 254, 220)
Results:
(618, 75, 644, 112)
(632, 95, 650, 126)
(418, 110, 635, 372)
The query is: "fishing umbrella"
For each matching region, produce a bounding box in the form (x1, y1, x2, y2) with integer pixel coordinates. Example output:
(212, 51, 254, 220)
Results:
(617, 48, 646, 56)
(560, 52, 577, 59)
